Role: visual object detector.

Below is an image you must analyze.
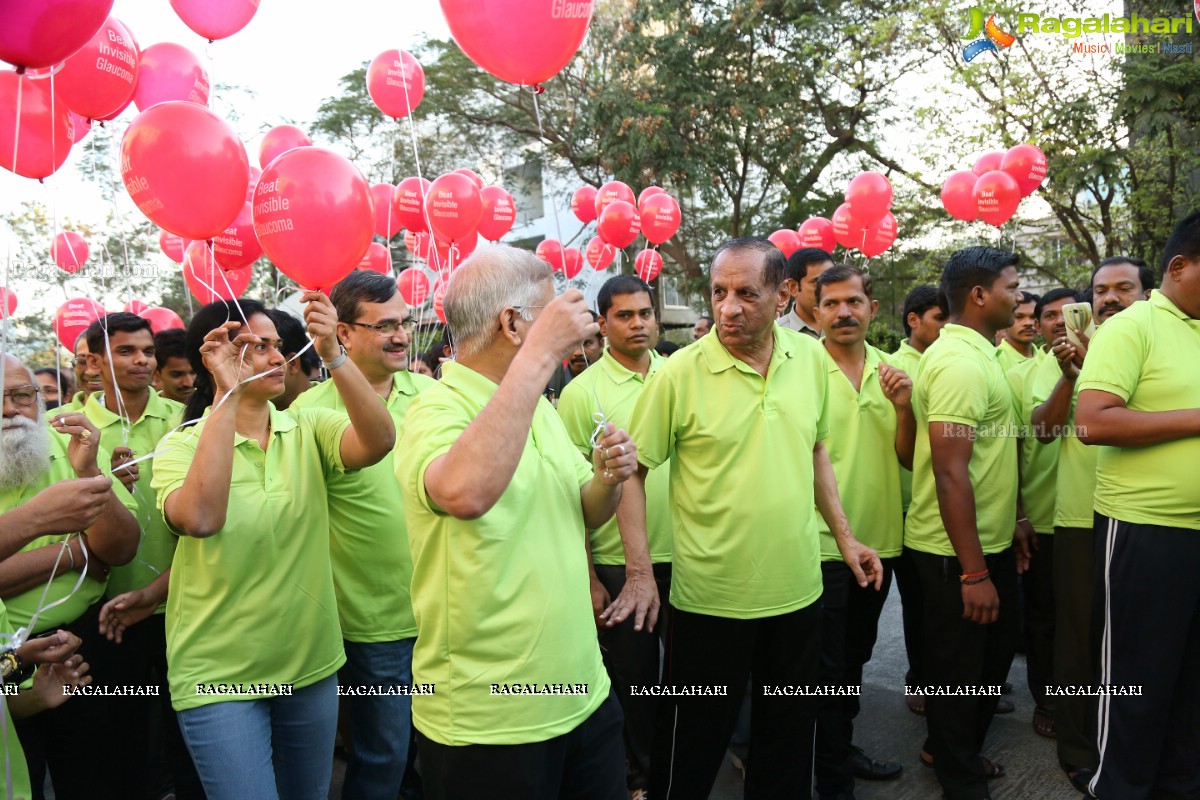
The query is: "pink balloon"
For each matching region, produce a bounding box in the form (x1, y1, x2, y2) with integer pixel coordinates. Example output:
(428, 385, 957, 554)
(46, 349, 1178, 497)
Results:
(832, 202, 867, 250)
(432, 280, 447, 324)
(440, 0, 594, 85)
(184, 241, 251, 304)
(394, 176, 431, 232)
(585, 235, 616, 270)
(122, 101, 249, 240)
(572, 186, 598, 224)
(478, 185, 516, 241)
(973, 151, 1004, 177)
(357, 242, 392, 274)
(0, 0, 113, 70)
(405, 230, 432, 261)
(562, 247, 583, 279)
(396, 269, 431, 306)
(797, 217, 836, 252)
(245, 165, 261, 204)
(123, 299, 149, 314)
(53, 297, 105, 351)
(424, 173, 483, 243)
(371, 183, 402, 238)
(212, 201, 262, 271)
(974, 170, 1021, 227)
(0, 287, 17, 319)
(597, 200, 641, 249)
(51, 231, 89, 273)
(430, 235, 477, 272)
(366, 50, 425, 119)
(594, 180, 635, 218)
(639, 193, 681, 245)
(258, 124, 311, 170)
(844, 171, 893, 227)
(859, 213, 897, 259)
(0, 72, 72, 179)
(536, 238, 566, 271)
(1001, 144, 1048, 198)
(635, 249, 663, 282)
(253, 147, 374, 289)
(452, 168, 485, 190)
(159, 229, 188, 263)
(69, 111, 91, 143)
(637, 185, 667, 208)
(941, 170, 979, 222)
(139, 306, 185, 333)
(169, 0, 260, 42)
(56, 16, 138, 121)
(132, 42, 209, 111)
(768, 229, 801, 259)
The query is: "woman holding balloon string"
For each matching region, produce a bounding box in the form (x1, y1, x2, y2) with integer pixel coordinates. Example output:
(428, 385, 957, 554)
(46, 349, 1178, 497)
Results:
(147, 294, 395, 800)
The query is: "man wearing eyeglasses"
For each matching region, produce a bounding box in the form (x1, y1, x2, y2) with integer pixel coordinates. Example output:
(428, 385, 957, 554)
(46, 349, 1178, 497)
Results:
(289, 270, 433, 800)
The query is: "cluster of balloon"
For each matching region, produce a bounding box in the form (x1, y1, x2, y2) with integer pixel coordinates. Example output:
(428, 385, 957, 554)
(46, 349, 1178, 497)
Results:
(366, 50, 425, 120)
(53, 296, 105, 351)
(0, 287, 16, 320)
(183, 240, 251, 304)
(831, 172, 898, 259)
(564, 181, 681, 278)
(51, 231, 90, 273)
(941, 144, 1047, 227)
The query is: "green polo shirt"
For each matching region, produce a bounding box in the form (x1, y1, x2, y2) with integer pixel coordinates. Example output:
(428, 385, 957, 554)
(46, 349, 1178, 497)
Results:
(905, 324, 1018, 556)
(2, 430, 138, 633)
(152, 405, 350, 711)
(818, 344, 903, 560)
(557, 349, 672, 565)
(1078, 291, 1200, 528)
(291, 370, 435, 642)
(630, 324, 829, 619)
(996, 338, 1043, 373)
(58, 391, 87, 413)
(82, 391, 183, 611)
(1030, 350, 1095, 529)
(397, 361, 609, 746)
(1007, 358, 1059, 534)
(887, 341, 924, 513)
(1, 601, 32, 800)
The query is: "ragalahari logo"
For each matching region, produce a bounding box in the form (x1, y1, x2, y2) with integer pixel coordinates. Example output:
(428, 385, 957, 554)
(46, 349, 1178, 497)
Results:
(962, 8, 1017, 61)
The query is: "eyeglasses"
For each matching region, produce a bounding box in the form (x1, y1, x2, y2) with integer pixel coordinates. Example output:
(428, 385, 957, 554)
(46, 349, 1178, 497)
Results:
(346, 318, 416, 336)
(512, 305, 545, 321)
(2, 385, 40, 408)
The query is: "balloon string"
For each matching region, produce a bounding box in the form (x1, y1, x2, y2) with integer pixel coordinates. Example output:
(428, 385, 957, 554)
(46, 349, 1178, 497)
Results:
(530, 89, 569, 278)
(397, 67, 445, 276)
(10, 74, 21, 176)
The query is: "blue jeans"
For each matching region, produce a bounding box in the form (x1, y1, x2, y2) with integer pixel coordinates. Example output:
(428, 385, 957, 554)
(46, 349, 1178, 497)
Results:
(177, 674, 338, 800)
(342, 638, 416, 800)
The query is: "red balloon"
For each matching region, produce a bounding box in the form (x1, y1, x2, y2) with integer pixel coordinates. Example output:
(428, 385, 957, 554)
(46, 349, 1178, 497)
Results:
(432, 280, 447, 324)
(371, 183, 402, 238)
(1001, 144, 1048, 198)
(597, 200, 641, 249)
(0, 72, 72, 179)
(941, 171, 979, 222)
(139, 306, 185, 333)
(860, 213, 898, 258)
(973, 151, 1004, 177)
(635, 249, 663, 282)
(396, 268, 431, 306)
(478, 186, 516, 241)
(358, 242, 391, 274)
(0, 0, 113, 70)
(56, 16, 138, 121)
(405, 230, 432, 261)
(424, 172, 483, 243)
(253, 147, 375, 289)
(832, 202, 867, 250)
(51, 231, 89, 273)
(562, 247, 584, 279)
(54, 297, 105, 350)
(594, 180, 635, 218)
(535, 238, 566, 271)
(973, 170, 1021, 227)
(394, 177, 432, 233)
(212, 201, 263, 271)
(439, 0, 594, 85)
(132, 42, 209, 111)
(69, 111, 92, 144)
(572, 186, 598, 224)
(366, 50, 425, 119)
(585, 235, 616, 271)
(797, 217, 836, 252)
(845, 171, 893, 227)
(452, 168, 485, 190)
(169, 0, 260, 42)
(121, 101, 249, 240)
(258, 124, 311, 170)
(429, 237, 471, 272)
(0, 287, 17, 319)
(640, 193, 681, 245)
(245, 165, 261, 204)
(184, 241, 251, 304)
(123, 299, 149, 314)
(768, 229, 802, 259)
(638, 185, 667, 208)
(159, 229, 188, 263)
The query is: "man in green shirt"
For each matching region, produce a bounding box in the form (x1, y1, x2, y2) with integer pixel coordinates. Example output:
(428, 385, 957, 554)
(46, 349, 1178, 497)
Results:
(620, 237, 881, 800)
(904, 246, 1026, 800)
(778, 247, 834, 337)
(812, 265, 913, 796)
(996, 291, 1042, 372)
(151, 328, 196, 405)
(1030, 256, 1154, 792)
(397, 245, 637, 799)
(1075, 213, 1200, 799)
(292, 271, 434, 800)
(558, 275, 672, 797)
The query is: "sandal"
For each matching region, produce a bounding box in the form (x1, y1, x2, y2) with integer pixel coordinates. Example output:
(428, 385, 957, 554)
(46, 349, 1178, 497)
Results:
(906, 693, 926, 716)
(920, 751, 1004, 778)
(1060, 761, 1095, 794)
(1033, 705, 1056, 738)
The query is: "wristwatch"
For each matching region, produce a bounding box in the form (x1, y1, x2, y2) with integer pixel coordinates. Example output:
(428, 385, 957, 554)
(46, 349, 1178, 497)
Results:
(322, 345, 348, 371)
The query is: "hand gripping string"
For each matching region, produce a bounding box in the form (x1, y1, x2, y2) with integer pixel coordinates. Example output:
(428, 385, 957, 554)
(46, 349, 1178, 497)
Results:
(10, 535, 89, 653)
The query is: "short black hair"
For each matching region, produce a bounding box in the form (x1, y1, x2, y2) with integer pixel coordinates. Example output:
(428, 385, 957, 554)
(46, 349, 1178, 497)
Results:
(1159, 212, 1200, 278)
(153, 328, 188, 368)
(266, 309, 320, 374)
(697, 315, 714, 326)
(184, 299, 270, 423)
(654, 339, 680, 356)
(33, 367, 69, 397)
(939, 246, 1020, 316)
(901, 285, 945, 337)
(1091, 256, 1155, 293)
(85, 312, 153, 354)
(712, 237, 787, 289)
(1034, 287, 1081, 320)
(330, 270, 398, 325)
(1017, 290, 1040, 307)
(597, 275, 654, 317)
(785, 247, 834, 284)
(815, 264, 873, 303)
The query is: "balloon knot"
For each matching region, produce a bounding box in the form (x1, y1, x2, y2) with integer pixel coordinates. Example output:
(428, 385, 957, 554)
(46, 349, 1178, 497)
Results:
(15, 65, 25, 75)
(532, 84, 546, 95)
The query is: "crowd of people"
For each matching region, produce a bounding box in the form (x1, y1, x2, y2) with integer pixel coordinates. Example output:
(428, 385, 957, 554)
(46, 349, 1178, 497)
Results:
(1, 211, 1198, 800)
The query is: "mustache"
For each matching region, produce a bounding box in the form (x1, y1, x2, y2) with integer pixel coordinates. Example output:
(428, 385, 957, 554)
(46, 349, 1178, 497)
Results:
(1099, 302, 1124, 315)
(831, 319, 860, 329)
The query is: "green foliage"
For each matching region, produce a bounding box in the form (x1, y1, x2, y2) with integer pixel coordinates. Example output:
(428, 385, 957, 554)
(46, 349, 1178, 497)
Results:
(866, 318, 903, 353)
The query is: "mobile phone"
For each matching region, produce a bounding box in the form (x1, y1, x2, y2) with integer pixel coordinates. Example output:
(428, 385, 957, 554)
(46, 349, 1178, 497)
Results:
(1062, 302, 1095, 347)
